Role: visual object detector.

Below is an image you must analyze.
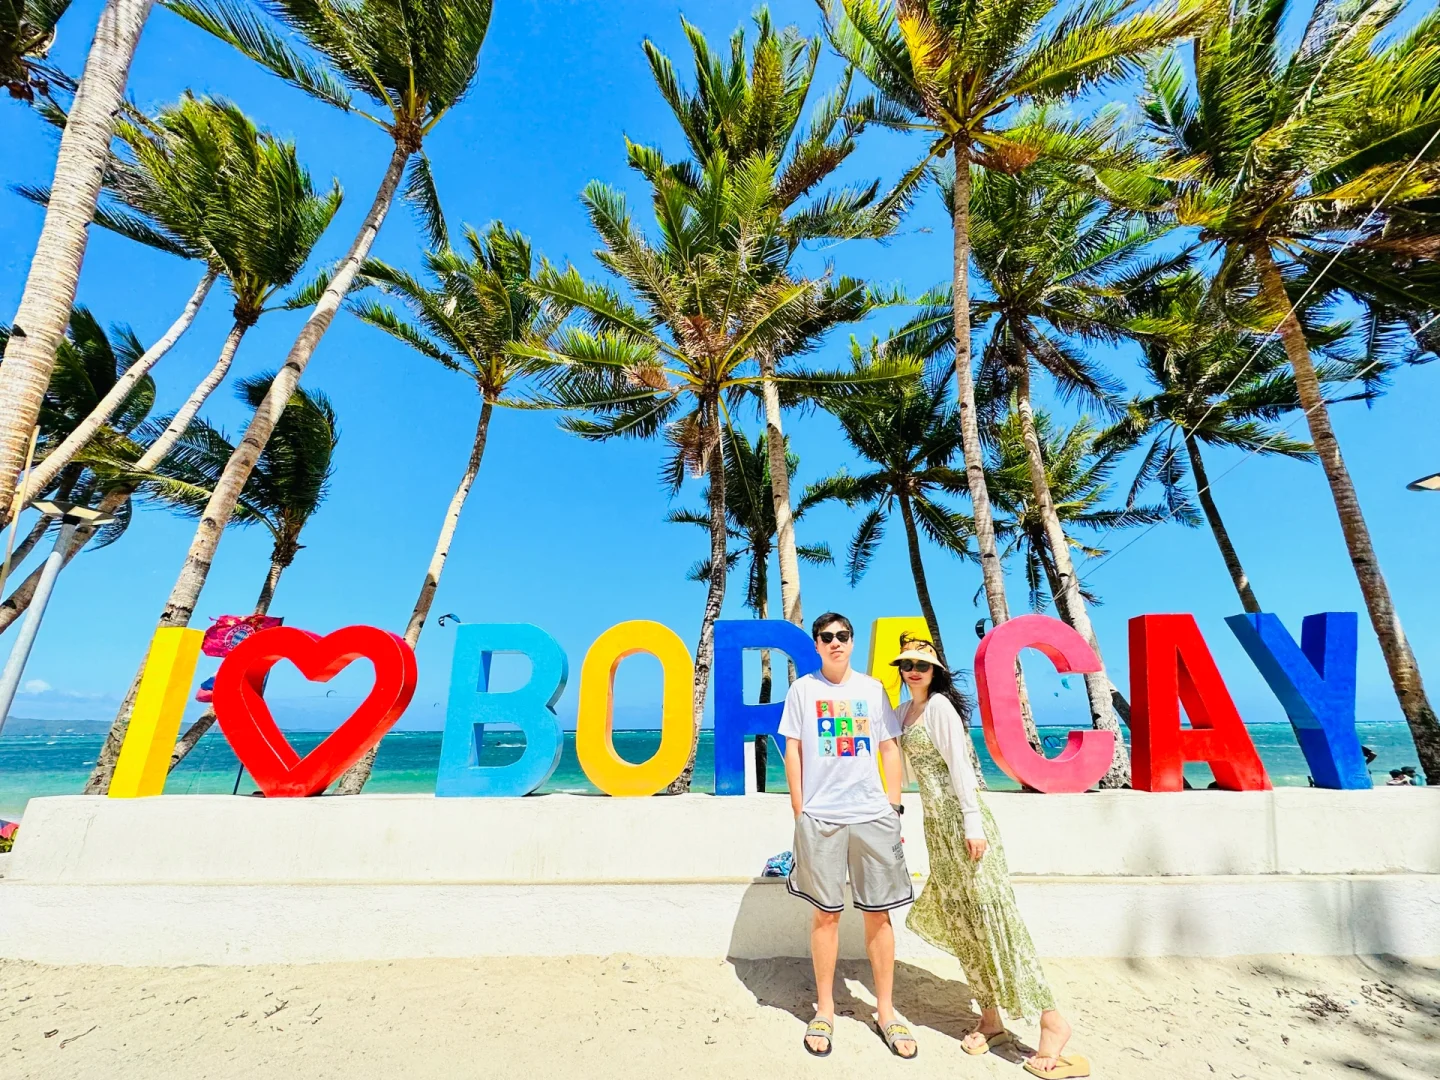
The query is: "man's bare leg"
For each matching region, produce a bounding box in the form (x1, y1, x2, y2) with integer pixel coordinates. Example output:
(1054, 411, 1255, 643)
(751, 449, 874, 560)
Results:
(807, 909, 841, 1053)
(863, 910, 915, 1058)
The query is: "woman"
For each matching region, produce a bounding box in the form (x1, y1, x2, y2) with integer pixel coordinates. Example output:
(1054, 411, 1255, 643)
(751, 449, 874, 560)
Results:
(894, 633, 1088, 1079)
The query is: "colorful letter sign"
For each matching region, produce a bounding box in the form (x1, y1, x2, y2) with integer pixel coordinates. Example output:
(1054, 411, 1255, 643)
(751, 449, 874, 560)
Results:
(973, 614, 1115, 793)
(436, 624, 568, 797)
(1226, 612, 1369, 789)
(712, 620, 820, 796)
(212, 625, 418, 797)
(109, 627, 204, 798)
(575, 620, 694, 796)
(1129, 614, 1270, 791)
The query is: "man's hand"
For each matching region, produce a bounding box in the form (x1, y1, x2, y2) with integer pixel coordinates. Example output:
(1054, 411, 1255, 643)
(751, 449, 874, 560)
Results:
(784, 736, 805, 821)
(966, 837, 988, 861)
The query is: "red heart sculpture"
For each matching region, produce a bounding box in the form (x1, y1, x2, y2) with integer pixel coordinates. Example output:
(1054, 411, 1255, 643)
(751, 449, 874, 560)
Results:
(212, 625, 418, 797)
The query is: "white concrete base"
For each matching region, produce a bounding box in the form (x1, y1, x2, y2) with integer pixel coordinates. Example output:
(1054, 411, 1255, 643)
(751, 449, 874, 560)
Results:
(10, 788, 1440, 883)
(6, 791, 1438, 965)
(2, 875, 1436, 966)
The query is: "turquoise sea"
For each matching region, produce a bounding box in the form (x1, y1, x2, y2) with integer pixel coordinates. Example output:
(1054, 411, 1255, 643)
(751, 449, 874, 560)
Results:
(0, 723, 1424, 821)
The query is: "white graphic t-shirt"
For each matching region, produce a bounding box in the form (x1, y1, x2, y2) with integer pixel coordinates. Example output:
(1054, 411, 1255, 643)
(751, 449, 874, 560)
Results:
(778, 669, 901, 824)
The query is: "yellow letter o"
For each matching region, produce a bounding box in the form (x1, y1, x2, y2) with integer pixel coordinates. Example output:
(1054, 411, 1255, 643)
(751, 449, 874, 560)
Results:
(576, 620, 695, 796)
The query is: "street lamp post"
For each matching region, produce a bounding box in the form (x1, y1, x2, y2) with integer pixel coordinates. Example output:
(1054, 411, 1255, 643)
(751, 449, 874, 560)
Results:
(0, 500, 114, 738)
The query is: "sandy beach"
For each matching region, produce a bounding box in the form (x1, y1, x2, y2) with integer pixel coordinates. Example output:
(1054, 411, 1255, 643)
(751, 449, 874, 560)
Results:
(2, 952, 1435, 1078)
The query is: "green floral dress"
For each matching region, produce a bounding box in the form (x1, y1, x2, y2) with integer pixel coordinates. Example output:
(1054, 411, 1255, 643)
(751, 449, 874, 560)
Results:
(901, 704, 1055, 1019)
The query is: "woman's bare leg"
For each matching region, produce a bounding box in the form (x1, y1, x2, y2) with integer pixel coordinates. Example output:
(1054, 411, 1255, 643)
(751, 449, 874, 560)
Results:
(961, 1005, 1006, 1052)
(1028, 1009, 1073, 1071)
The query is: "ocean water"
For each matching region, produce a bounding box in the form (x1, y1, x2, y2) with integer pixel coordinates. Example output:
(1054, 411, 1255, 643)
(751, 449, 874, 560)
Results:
(0, 723, 1424, 821)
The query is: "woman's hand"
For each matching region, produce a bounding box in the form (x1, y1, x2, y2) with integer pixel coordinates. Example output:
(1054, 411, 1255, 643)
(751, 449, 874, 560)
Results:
(966, 837, 988, 861)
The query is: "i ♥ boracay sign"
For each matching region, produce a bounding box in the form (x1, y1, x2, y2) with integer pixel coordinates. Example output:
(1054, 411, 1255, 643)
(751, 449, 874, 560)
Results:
(108, 609, 1372, 800)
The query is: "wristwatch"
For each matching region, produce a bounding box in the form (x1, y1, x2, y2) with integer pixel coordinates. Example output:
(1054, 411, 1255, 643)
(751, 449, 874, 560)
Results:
(891, 802, 904, 815)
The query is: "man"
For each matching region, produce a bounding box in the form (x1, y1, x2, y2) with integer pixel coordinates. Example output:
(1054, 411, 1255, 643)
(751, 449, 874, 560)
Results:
(780, 612, 917, 1059)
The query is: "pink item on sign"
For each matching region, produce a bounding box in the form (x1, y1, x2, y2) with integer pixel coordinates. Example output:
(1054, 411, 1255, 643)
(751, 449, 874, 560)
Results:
(0, 821, 18, 840)
(202, 615, 283, 658)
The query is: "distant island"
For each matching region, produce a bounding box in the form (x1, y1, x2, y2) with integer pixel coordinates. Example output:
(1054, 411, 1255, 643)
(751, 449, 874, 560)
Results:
(1, 716, 114, 736)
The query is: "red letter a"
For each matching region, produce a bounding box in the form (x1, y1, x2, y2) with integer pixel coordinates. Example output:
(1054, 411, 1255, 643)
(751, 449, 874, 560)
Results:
(1129, 614, 1270, 791)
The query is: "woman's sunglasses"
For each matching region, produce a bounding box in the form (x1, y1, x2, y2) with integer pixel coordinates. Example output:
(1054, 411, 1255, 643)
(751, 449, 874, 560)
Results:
(898, 659, 933, 673)
(817, 630, 852, 644)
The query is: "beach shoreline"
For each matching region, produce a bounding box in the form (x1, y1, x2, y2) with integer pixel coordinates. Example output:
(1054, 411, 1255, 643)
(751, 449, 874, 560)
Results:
(1, 722, 1426, 821)
(2, 952, 1435, 1078)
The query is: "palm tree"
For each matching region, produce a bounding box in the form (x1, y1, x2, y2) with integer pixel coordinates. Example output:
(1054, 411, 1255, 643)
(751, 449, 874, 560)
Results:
(0, 304, 250, 640)
(1101, 271, 1375, 614)
(819, 0, 1200, 654)
(19, 94, 339, 505)
(526, 166, 901, 792)
(902, 162, 1167, 782)
(0, 306, 152, 575)
(141, 0, 493, 620)
(805, 351, 972, 663)
(668, 428, 832, 787)
(1283, 8, 1440, 357)
(333, 222, 558, 794)
(80, 100, 344, 793)
(638, 8, 911, 633)
(1, 0, 71, 102)
(139, 374, 339, 770)
(91, 0, 494, 792)
(986, 405, 1175, 615)
(1141, 0, 1440, 780)
(0, 0, 159, 524)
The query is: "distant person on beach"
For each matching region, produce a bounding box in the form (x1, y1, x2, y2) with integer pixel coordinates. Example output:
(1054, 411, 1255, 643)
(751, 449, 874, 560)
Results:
(893, 633, 1088, 1079)
(780, 613, 917, 1060)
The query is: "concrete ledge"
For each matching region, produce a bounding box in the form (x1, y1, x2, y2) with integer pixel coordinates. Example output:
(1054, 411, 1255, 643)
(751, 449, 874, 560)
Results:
(10, 788, 1440, 884)
(2, 875, 1436, 966)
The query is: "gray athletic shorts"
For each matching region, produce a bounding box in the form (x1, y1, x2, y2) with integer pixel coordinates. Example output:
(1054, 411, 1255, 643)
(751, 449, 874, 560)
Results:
(787, 811, 913, 913)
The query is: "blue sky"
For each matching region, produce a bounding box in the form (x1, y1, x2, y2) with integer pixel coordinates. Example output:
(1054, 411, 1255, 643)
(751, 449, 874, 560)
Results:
(2, 0, 1437, 733)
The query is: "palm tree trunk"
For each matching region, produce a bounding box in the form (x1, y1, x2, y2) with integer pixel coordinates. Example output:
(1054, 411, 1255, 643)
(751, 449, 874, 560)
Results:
(86, 141, 412, 794)
(896, 491, 947, 661)
(670, 394, 727, 794)
(168, 545, 291, 773)
(951, 151, 1006, 626)
(1256, 247, 1440, 783)
(6, 514, 53, 574)
(1183, 432, 1261, 614)
(951, 149, 1042, 750)
(756, 579, 770, 793)
(20, 267, 218, 502)
(334, 395, 493, 795)
(1015, 365, 1129, 786)
(252, 548, 289, 616)
(3, 317, 248, 644)
(0, 0, 157, 528)
(759, 348, 802, 627)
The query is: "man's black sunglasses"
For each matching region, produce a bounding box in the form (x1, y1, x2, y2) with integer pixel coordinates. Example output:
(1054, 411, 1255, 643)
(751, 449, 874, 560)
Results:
(897, 659, 933, 673)
(817, 630, 852, 644)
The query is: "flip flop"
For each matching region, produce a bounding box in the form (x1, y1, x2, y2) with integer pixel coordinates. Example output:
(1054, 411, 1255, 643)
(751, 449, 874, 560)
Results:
(803, 1018, 833, 1057)
(879, 1021, 919, 1059)
(1023, 1053, 1091, 1078)
(963, 1029, 1014, 1055)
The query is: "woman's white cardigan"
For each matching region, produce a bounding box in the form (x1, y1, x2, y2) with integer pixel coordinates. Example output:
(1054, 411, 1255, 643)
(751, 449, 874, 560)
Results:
(906, 693, 985, 841)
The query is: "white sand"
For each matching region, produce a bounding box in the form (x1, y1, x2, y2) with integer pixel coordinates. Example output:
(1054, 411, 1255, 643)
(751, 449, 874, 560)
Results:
(2, 953, 1436, 1078)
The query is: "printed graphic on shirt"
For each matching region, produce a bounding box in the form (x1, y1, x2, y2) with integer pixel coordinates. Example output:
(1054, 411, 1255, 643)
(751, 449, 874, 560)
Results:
(816, 701, 874, 757)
